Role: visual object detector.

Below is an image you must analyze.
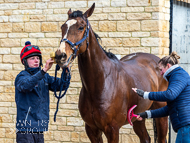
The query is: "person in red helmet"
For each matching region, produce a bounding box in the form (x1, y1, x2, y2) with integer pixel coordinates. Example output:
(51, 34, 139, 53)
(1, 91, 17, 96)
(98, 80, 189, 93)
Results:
(15, 41, 69, 143)
(20, 41, 43, 72)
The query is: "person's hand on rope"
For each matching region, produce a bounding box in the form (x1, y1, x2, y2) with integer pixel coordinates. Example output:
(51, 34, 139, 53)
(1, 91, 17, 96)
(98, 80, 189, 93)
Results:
(136, 112, 148, 121)
(43, 58, 54, 72)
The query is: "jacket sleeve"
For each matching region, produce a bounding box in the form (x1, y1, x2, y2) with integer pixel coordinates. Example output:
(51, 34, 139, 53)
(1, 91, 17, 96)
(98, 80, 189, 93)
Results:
(150, 105, 169, 118)
(47, 74, 67, 92)
(149, 72, 188, 102)
(16, 71, 45, 93)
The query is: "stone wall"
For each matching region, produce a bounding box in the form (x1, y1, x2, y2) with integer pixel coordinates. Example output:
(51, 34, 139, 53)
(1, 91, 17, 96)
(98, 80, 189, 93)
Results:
(0, 0, 170, 142)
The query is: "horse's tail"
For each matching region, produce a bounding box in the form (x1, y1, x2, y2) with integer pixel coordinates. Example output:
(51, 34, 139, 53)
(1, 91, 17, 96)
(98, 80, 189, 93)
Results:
(153, 118, 158, 143)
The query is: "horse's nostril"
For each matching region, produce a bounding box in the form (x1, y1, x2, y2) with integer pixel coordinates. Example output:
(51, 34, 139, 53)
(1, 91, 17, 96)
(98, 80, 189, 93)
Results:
(62, 53, 67, 61)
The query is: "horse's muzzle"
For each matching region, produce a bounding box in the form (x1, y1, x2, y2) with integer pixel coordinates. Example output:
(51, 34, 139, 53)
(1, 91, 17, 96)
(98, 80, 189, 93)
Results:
(50, 51, 68, 67)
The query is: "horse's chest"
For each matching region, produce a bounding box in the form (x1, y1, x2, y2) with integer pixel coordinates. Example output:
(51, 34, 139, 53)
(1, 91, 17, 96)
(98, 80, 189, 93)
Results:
(79, 97, 106, 127)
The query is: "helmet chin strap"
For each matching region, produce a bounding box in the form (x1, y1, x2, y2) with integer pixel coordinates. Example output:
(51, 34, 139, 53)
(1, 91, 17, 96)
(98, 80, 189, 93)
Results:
(23, 59, 33, 75)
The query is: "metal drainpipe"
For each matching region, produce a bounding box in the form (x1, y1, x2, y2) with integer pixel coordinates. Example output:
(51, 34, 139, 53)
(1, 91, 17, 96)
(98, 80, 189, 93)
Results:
(169, 0, 173, 54)
(168, 0, 173, 142)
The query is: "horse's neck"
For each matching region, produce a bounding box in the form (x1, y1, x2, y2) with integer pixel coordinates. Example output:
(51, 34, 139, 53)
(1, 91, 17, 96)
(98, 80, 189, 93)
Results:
(78, 30, 112, 90)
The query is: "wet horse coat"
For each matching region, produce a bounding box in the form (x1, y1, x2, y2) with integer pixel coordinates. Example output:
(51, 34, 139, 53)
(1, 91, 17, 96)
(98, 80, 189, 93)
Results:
(55, 3, 168, 143)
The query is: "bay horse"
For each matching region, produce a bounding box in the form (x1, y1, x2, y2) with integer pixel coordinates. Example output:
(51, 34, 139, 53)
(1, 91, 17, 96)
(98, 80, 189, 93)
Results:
(53, 3, 168, 143)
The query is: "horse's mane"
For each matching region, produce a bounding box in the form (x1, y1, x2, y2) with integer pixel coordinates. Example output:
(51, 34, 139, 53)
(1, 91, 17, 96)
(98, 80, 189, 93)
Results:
(69, 10, 118, 60)
(93, 32, 118, 60)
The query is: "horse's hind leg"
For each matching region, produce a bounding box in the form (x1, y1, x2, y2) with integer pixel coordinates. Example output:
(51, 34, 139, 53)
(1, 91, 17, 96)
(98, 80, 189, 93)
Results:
(151, 101, 168, 143)
(133, 119, 151, 143)
(153, 117, 168, 143)
(85, 123, 103, 143)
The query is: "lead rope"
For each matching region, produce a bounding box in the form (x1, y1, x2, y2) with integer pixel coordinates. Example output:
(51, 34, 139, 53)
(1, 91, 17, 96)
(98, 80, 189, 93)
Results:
(53, 64, 71, 122)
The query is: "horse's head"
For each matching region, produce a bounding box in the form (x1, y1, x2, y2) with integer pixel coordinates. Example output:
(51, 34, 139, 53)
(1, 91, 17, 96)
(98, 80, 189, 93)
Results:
(53, 3, 95, 68)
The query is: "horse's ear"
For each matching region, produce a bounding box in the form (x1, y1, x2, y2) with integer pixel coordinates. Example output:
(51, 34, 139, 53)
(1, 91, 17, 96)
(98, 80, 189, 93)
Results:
(83, 3, 95, 18)
(67, 8, 72, 16)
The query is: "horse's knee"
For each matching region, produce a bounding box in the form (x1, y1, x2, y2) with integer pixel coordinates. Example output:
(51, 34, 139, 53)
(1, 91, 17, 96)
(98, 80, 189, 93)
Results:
(104, 124, 119, 143)
(85, 124, 103, 143)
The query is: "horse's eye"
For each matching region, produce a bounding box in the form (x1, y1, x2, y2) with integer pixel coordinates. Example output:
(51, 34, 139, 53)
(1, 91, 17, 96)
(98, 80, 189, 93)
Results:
(78, 27, 84, 31)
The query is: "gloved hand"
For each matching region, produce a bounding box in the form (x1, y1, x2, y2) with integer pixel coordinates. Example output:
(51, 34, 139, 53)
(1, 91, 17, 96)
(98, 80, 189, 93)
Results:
(137, 112, 148, 119)
(136, 89, 145, 98)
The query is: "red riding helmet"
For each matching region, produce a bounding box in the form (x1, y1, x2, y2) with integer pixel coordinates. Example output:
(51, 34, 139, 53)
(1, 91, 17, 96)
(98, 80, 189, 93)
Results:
(20, 41, 42, 66)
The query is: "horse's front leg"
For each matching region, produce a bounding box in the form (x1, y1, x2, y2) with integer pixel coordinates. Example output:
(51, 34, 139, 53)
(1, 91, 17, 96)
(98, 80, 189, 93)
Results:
(104, 121, 120, 143)
(133, 119, 151, 143)
(85, 123, 103, 143)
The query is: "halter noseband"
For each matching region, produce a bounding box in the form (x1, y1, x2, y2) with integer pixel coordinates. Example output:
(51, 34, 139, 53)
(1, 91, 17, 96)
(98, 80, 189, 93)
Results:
(60, 19, 89, 65)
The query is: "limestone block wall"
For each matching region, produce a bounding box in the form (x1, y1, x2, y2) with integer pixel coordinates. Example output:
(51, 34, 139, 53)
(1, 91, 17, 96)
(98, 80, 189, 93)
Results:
(0, 0, 170, 142)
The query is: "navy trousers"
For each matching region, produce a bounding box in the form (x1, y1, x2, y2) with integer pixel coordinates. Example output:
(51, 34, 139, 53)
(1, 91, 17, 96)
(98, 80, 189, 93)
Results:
(16, 132, 44, 143)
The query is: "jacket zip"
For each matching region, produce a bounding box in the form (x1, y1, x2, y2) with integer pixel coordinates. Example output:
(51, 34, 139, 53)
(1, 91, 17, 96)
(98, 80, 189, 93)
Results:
(25, 106, 31, 122)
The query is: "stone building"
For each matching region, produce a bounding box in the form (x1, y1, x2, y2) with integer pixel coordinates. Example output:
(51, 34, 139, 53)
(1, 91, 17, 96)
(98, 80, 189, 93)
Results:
(0, 0, 171, 142)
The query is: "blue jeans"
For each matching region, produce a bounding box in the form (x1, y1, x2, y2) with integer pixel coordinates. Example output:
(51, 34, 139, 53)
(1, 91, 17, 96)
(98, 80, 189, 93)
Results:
(176, 125, 190, 143)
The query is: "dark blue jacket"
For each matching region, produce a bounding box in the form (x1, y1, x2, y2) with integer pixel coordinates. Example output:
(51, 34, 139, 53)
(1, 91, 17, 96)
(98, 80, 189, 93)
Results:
(149, 66, 190, 132)
(15, 69, 66, 132)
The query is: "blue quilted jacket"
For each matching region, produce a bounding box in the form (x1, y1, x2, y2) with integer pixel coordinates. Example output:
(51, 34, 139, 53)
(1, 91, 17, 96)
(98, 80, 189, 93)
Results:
(149, 66, 190, 132)
(15, 69, 66, 132)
